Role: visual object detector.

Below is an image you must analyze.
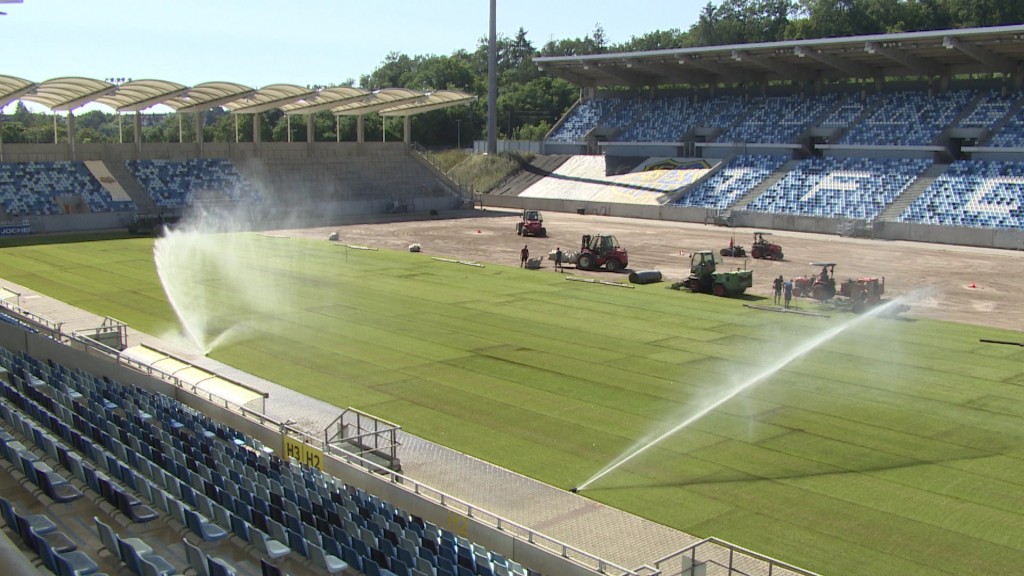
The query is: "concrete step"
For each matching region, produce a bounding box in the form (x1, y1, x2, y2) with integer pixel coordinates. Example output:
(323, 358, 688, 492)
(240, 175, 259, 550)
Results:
(877, 163, 949, 221)
(732, 159, 801, 209)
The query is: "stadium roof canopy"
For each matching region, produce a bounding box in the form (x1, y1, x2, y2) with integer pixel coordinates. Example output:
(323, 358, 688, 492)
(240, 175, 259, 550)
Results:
(534, 24, 1024, 88)
(0, 75, 472, 118)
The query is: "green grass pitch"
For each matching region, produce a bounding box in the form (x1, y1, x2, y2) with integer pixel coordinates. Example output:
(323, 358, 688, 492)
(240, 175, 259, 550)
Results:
(1, 233, 1022, 576)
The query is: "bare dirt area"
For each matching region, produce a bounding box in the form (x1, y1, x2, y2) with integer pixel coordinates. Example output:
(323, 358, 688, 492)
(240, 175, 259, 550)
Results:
(276, 208, 1024, 333)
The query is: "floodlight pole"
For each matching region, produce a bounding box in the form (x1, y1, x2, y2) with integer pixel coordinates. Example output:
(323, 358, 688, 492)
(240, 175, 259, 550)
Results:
(486, 0, 497, 154)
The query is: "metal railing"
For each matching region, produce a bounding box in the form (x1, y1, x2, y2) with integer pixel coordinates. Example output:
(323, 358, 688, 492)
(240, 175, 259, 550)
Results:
(324, 407, 401, 470)
(650, 537, 821, 576)
(410, 142, 476, 202)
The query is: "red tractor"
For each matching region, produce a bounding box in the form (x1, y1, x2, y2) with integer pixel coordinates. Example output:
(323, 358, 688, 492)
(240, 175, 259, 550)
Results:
(750, 231, 784, 260)
(567, 234, 629, 272)
(793, 262, 837, 300)
(515, 209, 546, 237)
(840, 276, 885, 312)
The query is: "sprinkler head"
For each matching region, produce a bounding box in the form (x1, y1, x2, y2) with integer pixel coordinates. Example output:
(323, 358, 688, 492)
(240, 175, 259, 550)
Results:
(569, 487, 578, 493)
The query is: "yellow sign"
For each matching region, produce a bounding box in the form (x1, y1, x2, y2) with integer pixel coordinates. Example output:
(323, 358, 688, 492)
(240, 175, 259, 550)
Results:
(282, 435, 324, 470)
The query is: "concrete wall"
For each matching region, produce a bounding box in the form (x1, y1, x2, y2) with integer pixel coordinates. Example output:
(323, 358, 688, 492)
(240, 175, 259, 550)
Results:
(873, 221, 1024, 249)
(820, 147, 938, 160)
(602, 143, 687, 157)
(473, 140, 544, 155)
(29, 212, 134, 234)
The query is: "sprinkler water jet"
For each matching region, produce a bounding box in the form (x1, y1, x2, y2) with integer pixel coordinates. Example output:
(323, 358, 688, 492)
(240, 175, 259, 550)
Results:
(575, 293, 922, 492)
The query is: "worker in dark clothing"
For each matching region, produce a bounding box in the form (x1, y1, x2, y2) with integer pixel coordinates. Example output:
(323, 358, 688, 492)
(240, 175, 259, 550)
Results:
(520, 245, 529, 268)
(784, 279, 793, 309)
(773, 275, 783, 306)
(554, 247, 563, 272)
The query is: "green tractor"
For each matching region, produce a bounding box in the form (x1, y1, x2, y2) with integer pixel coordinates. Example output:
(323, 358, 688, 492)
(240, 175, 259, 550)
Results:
(680, 250, 753, 297)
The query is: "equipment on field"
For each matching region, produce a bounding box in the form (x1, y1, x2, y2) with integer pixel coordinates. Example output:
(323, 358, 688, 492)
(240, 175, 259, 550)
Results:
(676, 250, 753, 297)
(839, 276, 885, 312)
(622, 270, 663, 284)
(556, 234, 629, 272)
(515, 209, 546, 237)
(793, 262, 836, 300)
(720, 236, 746, 257)
(750, 231, 784, 260)
(628, 270, 663, 284)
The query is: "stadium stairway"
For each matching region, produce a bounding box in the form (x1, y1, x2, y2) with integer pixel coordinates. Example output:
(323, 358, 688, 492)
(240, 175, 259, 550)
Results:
(0, 275, 707, 574)
(876, 163, 950, 222)
(104, 161, 159, 214)
(982, 97, 1024, 145)
(730, 159, 801, 210)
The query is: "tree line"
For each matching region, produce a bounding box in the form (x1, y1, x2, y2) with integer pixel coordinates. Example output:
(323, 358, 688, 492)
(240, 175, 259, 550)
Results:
(3, 0, 1021, 148)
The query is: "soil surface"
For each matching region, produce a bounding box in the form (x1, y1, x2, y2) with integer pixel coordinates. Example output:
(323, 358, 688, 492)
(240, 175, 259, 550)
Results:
(276, 208, 1024, 333)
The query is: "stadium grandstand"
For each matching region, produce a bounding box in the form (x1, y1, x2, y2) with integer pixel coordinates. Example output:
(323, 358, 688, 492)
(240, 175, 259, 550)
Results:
(1, 21, 1024, 576)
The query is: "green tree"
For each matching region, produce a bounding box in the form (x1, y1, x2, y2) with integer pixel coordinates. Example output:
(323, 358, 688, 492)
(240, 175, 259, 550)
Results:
(692, 0, 796, 45)
(540, 24, 611, 56)
(75, 127, 105, 144)
(1, 121, 26, 143)
(613, 29, 691, 52)
(498, 76, 577, 139)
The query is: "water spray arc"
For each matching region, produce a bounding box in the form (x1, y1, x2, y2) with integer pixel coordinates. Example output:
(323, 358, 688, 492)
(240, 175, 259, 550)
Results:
(153, 221, 287, 356)
(574, 297, 913, 492)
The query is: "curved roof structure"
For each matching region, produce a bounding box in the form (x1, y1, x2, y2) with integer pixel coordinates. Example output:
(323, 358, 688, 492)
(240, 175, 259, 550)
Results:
(223, 83, 317, 114)
(331, 88, 423, 116)
(0, 74, 472, 120)
(379, 90, 477, 117)
(0, 74, 35, 108)
(94, 79, 189, 113)
(534, 24, 1024, 88)
(21, 77, 116, 112)
(165, 81, 257, 113)
(280, 86, 372, 115)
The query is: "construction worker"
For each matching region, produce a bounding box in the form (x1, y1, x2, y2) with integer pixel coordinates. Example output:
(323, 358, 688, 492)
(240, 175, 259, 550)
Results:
(773, 275, 783, 306)
(520, 245, 529, 268)
(784, 278, 793, 309)
(554, 247, 563, 272)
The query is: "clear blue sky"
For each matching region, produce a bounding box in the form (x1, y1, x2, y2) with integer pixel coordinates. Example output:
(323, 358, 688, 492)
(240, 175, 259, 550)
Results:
(1, 0, 703, 88)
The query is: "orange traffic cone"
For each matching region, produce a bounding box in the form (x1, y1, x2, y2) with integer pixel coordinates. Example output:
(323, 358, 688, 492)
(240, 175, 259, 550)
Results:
(968, 282, 977, 289)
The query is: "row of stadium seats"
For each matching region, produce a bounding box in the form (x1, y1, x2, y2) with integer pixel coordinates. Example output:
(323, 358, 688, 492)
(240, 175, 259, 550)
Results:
(837, 90, 975, 146)
(548, 99, 621, 141)
(0, 346, 541, 576)
(0, 158, 262, 217)
(674, 155, 788, 208)
(720, 94, 841, 144)
(548, 88, 1024, 147)
(671, 155, 1024, 230)
(125, 158, 261, 210)
(746, 157, 931, 220)
(0, 161, 135, 216)
(988, 106, 1024, 148)
(899, 160, 1024, 229)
